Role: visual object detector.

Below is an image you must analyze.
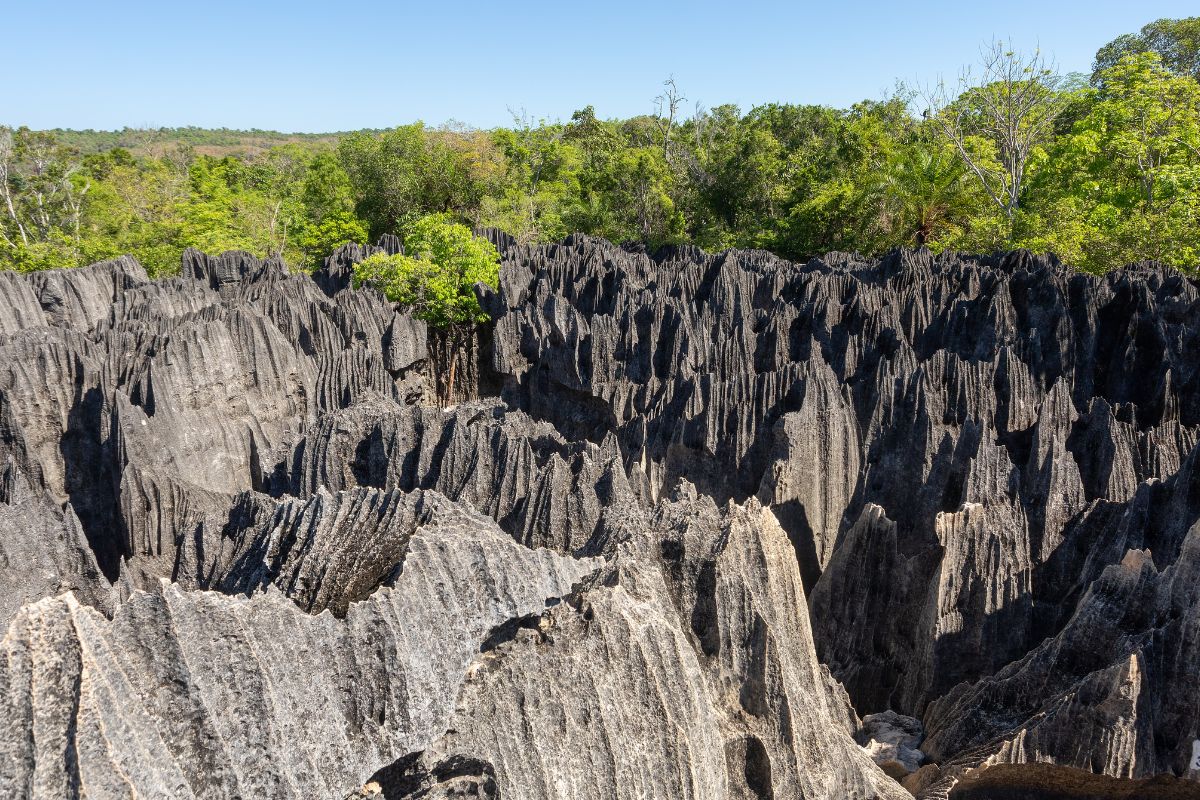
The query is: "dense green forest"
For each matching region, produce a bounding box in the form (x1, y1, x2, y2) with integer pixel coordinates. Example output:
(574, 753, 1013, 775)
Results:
(3, 17, 1199, 277)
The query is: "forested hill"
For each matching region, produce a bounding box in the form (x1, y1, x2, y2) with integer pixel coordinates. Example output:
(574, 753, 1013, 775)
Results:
(47, 128, 358, 157)
(3, 16, 1199, 277)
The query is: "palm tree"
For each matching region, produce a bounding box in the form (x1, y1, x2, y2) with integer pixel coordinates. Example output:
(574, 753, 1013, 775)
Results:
(877, 143, 976, 247)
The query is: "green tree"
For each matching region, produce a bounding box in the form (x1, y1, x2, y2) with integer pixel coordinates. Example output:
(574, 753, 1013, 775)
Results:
(1026, 53, 1200, 271)
(876, 141, 979, 248)
(679, 104, 787, 251)
(77, 148, 187, 276)
(0, 127, 91, 270)
(13, 28, 1200, 280)
(299, 150, 357, 222)
(482, 113, 580, 243)
(606, 145, 685, 245)
(1085, 53, 1200, 210)
(297, 212, 368, 267)
(772, 99, 914, 258)
(256, 146, 367, 268)
(179, 156, 277, 256)
(1093, 17, 1200, 82)
(339, 124, 489, 238)
(353, 215, 500, 399)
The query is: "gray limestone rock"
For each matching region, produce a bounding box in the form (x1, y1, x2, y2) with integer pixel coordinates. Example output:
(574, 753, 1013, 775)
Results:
(0, 465, 111, 629)
(857, 711, 925, 779)
(0, 249, 429, 590)
(482, 238, 1200, 792)
(361, 493, 910, 800)
(3, 238, 1200, 798)
(0, 497, 597, 799)
(267, 397, 638, 554)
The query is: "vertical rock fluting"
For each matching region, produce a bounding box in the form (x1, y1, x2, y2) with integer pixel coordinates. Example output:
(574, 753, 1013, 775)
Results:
(483, 239, 1200, 791)
(0, 501, 598, 799)
(0, 245, 430, 594)
(1, 238, 1198, 798)
(263, 397, 638, 554)
(363, 491, 909, 800)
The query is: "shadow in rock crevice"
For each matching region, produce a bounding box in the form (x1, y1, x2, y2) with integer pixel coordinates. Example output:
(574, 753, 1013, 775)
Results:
(769, 498, 823, 595)
(723, 735, 775, 800)
(61, 386, 120, 581)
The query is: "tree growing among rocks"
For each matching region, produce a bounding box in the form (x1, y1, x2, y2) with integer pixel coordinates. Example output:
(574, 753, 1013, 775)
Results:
(353, 214, 499, 402)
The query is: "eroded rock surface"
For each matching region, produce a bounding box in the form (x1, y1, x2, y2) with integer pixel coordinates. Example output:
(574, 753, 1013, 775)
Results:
(0, 494, 596, 799)
(483, 238, 1200, 793)
(2, 238, 1199, 798)
(363, 489, 908, 800)
(857, 711, 926, 779)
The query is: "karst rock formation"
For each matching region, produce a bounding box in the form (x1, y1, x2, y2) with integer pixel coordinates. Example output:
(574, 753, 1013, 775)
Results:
(1, 236, 1198, 799)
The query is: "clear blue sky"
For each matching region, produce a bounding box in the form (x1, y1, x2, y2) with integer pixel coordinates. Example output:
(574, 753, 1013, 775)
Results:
(5, 0, 1196, 132)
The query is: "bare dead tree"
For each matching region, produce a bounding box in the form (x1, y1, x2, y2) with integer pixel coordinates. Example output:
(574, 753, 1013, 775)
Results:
(0, 128, 27, 247)
(678, 102, 721, 196)
(63, 172, 90, 246)
(690, 102, 709, 151)
(653, 77, 686, 161)
(922, 41, 1068, 235)
(4, 130, 89, 251)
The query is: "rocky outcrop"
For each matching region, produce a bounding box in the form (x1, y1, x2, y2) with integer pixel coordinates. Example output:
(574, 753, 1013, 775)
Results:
(0, 246, 428, 588)
(0, 255, 148, 335)
(0, 465, 111, 629)
(916, 522, 1200, 795)
(483, 238, 1199, 754)
(210, 486, 580, 616)
(0, 491, 596, 800)
(857, 712, 926, 779)
(265, 397, 639, 554)
(360, 488, 908, 800)
(2, 236, 1199, 798)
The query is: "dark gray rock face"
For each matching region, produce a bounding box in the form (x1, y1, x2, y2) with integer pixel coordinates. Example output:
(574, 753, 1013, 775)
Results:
(0, 246, 428, 592)
(482, 237, 1200, 792)
(2, 237, 1198, 798)
(265, 397, 638, 554)
(917, 525, 1200, 795)
(0, 464, 111, 627)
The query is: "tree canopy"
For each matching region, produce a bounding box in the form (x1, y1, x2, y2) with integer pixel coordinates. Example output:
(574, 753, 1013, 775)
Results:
(1093, 17, 1200, 82)
(352, 215, 500, 327)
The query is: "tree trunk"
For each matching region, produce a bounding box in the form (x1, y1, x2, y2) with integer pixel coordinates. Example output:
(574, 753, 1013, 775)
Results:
(428, 324, 477, 407)
(446, 329, 459, 403)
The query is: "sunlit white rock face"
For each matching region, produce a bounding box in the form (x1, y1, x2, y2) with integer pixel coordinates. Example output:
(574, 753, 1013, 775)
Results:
(858, 711, 926, 778)
(2, 238, 1199, 799)
(0, 511, 597, 799)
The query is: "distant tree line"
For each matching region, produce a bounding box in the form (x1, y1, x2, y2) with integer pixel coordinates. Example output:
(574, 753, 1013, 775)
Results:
(2, 17, 1198, 277)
